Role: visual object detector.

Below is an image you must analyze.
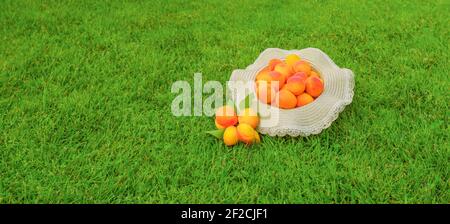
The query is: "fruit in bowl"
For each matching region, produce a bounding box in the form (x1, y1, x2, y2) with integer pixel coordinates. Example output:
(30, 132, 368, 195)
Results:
(255, 54, 324, 108)
(229, 48, 354, 137)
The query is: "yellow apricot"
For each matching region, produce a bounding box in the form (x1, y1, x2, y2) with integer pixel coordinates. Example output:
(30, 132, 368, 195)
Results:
(236, 123, 256, 144)
(223, 126, 239, 146)
(254, 130, 260, 143)
(286, 54, 301, 67)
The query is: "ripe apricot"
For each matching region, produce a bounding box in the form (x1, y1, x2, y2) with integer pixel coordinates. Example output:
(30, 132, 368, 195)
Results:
(293, 60, 312, 75)
(268, 59, 283, 70)
(256, 82, 276, 104)
(275, 89, 297, 109)
(238, 108, 260, 129)
(256, 68, 273, 83)
(237, 123, 256, 144)
(309, 71, 323, 83)
(284, 75, 306, 96)
(254, 130, 260, 143)
(215, 106, 238, 128)
(305, 76, 324, 97)
(256, 66, 271, 81)
(285, 54, 301, 67)
(215, 120, 225, 129)
(223, 126, 239, 146)
(274, 62, 292, 80)
(297, 93, 314, 107)
(268, 71, 285, 90)
(292, 72, 308, 83)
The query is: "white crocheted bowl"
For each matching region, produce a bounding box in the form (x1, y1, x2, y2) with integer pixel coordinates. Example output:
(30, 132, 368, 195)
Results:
(229, 48, 354, 137)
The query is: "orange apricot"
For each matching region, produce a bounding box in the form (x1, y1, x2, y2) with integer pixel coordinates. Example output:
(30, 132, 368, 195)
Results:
(223, 126, 239, 146)
(309, 71, 323, 83)
(268, 71, 285, 90)
(238, 108, 260, 129)
(256, 68, 273, 83)
(215, 120, 225, 129)
(284, 75, 306, 96)
(293, 60, 312, 75)
(215, 106, 238, 128)
(256, 66, 270, 80)
(297, 93, 314, 107)
(256, 82, 276, 104)
(292, 72, 308, 83)
(274, 89, 297, 109)
(274, 62, 293, 80)
(305, 76, 324, 98)
(268, 59, 283, 70)
(237, 123, 256, 144)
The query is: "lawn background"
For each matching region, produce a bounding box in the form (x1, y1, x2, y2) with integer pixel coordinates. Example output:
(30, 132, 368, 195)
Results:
(0, 0, 448, 203)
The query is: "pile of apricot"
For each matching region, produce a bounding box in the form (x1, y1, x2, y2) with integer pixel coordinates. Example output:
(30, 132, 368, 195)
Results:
(215, 106, 260, 146)
(255, 54, 324, 109)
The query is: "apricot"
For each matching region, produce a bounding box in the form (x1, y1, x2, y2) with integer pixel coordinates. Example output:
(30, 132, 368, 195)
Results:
(215, 106, 238, 128)
(305, 76, 324, 98)
(223, 126, 239, 146)
(293, 60, 312, 75)
(268, 59, 283, 70)
(268, 71, 285, 90)
(238, 108, 260, 129)
(256, 66, 271, 81)
(292, 72, 308, 83)
(297, 93, 314, 107)
(256, 82, 276, 104)
(310, 71, 323, 83)
(256, 68, 273, 83)
(274, 62, 292, 80)
(285, 54, 301, 67)
(215, 120, 225, 129)
(274, 89, 297, 109)
(284, 75, 306, 96)
(254, 130, 260, 143)
(237, 123, 256, 144)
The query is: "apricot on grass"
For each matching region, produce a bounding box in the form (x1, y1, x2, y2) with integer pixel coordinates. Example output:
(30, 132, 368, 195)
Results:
(284, 75, 306, 96)
(285, 54, 301, 67)
(215, 106, 238, 128)
(297, 93, 314, 107)
(215, 120, 225, 129)
(305, 76, 324, 98)
(275, 89, 297, 109)
(238, 108, 260, 129)
(223, 126, 239, 146)
(293, 60, 312, 75)
(254, 130, 260, 143)
(237, 123, 256, 144)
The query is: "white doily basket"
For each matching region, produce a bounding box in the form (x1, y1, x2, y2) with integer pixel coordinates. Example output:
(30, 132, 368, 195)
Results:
(229, 48, 355, 137)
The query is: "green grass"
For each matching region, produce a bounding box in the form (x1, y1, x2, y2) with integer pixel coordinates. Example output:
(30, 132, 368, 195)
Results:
(0, 0, 449, 203)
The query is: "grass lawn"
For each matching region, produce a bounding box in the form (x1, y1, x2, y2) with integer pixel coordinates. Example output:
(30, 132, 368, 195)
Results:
(0, 0, 449, 203)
